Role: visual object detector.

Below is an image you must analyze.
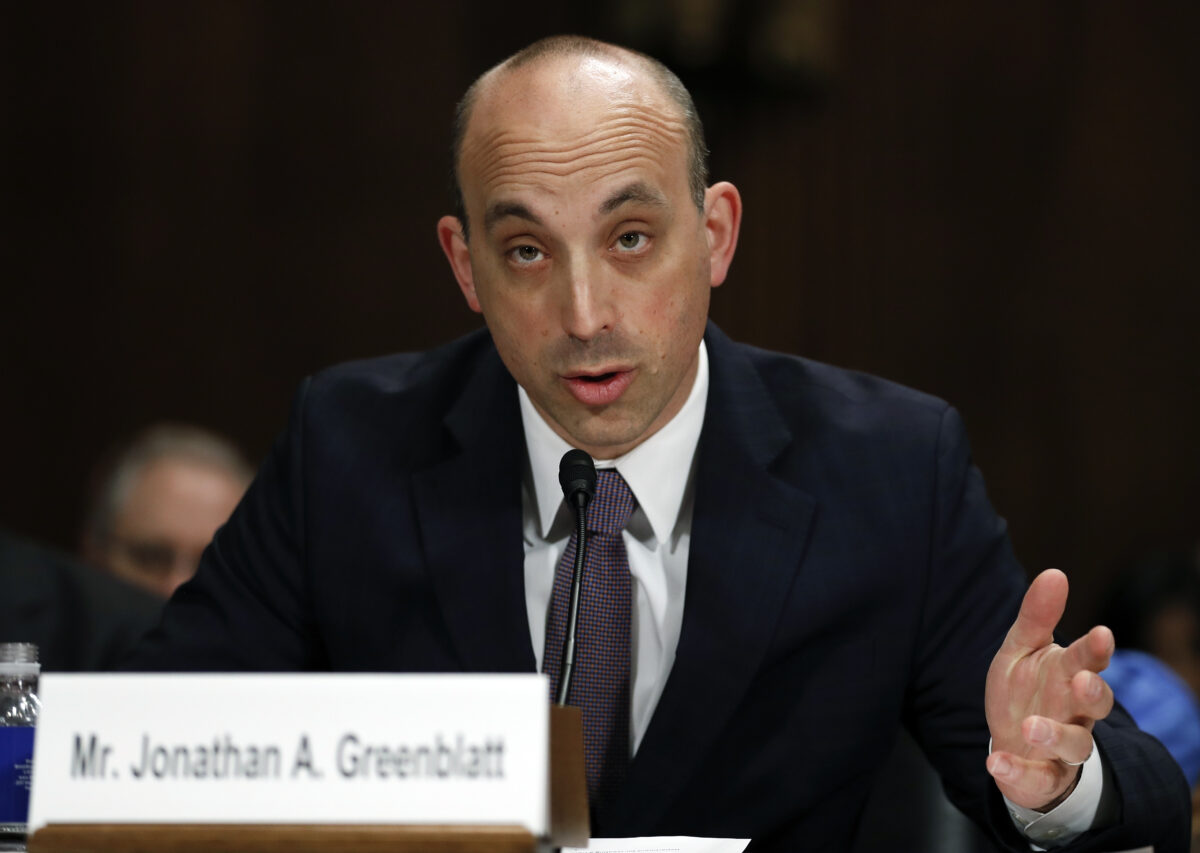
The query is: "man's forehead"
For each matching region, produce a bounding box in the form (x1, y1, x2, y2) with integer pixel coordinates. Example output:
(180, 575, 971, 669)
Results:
(464, 121, 688, 223)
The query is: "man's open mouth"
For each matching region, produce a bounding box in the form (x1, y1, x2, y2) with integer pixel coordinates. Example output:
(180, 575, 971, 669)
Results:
(576, 372, 618, 383)
(562, 369, 635, 406)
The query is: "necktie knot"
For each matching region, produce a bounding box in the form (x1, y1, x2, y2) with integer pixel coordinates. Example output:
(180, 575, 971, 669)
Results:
(588, 470, 635, 536)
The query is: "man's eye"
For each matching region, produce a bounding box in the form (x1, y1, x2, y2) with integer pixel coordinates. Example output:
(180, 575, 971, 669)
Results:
(510, 245, 544, 264)
(122, 541, 176, 574)
(614, 232, 647, 252)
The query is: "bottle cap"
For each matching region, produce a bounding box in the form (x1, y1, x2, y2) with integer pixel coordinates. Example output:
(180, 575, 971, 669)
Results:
(0, 643, 38, 664)
(0, 642, 40, 676)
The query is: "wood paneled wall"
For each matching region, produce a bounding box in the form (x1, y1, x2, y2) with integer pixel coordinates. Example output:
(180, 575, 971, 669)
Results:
(2, 1, 1196, 635)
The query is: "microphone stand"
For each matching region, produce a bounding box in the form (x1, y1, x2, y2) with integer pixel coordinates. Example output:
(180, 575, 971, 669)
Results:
(557, 494, 588, 705)
(554, 449, 596, 706)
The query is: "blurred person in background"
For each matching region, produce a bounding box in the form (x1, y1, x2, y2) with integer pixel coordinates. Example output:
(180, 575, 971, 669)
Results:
(80, 424, 253, 599)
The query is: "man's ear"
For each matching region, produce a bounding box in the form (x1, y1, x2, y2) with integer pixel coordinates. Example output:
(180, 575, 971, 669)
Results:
(702, 182, 743, 288)
(437, 215, 482, 313)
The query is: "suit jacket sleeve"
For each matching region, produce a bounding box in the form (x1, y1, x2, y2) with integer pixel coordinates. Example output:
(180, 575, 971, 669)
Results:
(911, 407, 1190, 853)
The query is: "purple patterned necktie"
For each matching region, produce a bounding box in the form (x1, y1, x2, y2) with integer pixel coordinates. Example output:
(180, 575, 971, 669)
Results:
(544, 469, 636, 807)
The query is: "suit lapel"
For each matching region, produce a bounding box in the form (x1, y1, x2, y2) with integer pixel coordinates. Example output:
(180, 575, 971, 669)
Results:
(601, 325, 817, 831)
(411, 342, 537, 674)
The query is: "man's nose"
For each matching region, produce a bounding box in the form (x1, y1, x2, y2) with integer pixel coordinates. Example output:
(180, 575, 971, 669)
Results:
(560, 259, 614, 342)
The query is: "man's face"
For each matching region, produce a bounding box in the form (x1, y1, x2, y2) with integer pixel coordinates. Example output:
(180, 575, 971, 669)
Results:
(105, 458, 246, 598)
(440, 54, 739, 459)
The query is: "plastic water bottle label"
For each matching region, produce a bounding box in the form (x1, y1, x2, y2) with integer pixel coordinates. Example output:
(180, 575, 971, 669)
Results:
(0, 727, 35, 828)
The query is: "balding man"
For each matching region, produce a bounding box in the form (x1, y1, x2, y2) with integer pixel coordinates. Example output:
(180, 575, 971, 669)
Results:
(82, 423, 252, 598)
(127, 36, 1188, 851)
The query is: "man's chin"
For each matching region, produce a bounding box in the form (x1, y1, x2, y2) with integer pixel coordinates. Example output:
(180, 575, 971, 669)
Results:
(553, 414, 653, 461)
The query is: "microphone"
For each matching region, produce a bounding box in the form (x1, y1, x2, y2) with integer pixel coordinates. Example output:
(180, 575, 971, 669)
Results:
(558, 449, 597, 509)
(554, 449, 596, 705)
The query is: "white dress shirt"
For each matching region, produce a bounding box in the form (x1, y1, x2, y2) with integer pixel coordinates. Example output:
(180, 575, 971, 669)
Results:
(515, 340, 1104, 845)
(520, 342, 709, 753)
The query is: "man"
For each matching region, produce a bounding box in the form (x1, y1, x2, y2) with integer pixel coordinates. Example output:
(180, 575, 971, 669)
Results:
(81, 423, 253, 598)
(126, 36, 1189, 850)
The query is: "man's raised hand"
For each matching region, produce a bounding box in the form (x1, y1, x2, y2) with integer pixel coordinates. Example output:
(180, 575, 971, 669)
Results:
(984, 568, 1115, 810)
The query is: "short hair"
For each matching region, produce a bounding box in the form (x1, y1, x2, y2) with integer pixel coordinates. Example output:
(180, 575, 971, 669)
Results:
(449, 35, 710, 239)
(82, 423, 254, 548)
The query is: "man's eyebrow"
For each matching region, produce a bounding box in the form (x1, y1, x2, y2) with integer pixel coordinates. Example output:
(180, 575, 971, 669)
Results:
(483, 201, 544, 234)
(599, 182, 668, 215)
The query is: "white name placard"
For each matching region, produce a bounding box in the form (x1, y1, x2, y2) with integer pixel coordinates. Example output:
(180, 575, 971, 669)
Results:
(28, 673, 548, 834)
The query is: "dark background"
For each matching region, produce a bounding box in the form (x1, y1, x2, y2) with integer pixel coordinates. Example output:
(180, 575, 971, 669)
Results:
(2, 1, 1197, 637)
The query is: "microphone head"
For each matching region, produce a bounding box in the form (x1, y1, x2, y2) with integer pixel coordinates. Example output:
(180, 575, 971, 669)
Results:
(558, 449, 597, 508)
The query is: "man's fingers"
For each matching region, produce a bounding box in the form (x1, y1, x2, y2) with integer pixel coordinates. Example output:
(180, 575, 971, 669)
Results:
(987, 750, 1073, 808)
(1023, 715, 1097, 765)
(1062, 624, 1115, 676)
(1070, 669, 1114, 721)
(1004, 568, 1069, 653)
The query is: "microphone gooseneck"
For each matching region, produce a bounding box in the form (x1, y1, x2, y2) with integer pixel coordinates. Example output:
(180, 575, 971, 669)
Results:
(554, 449, 597, 705)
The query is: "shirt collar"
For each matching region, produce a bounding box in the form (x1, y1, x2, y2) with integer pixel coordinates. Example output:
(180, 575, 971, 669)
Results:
(519, 341, 709, 545)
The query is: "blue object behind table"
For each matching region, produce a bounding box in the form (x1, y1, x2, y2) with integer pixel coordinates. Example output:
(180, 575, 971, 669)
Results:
(1101, 648, 1200, 787)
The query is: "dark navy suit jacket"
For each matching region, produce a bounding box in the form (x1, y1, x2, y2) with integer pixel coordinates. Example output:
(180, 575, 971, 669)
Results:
(127, 324, 1189, 851)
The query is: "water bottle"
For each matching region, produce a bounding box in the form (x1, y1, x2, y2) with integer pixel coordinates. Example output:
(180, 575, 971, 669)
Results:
(0, 643, 40, 843)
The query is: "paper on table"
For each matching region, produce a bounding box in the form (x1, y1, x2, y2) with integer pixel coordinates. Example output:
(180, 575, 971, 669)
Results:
(563, 837, 750, 853)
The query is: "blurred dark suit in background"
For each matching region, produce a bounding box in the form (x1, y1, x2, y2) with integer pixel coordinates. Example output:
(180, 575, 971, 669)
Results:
(1, 528, 162, 671)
